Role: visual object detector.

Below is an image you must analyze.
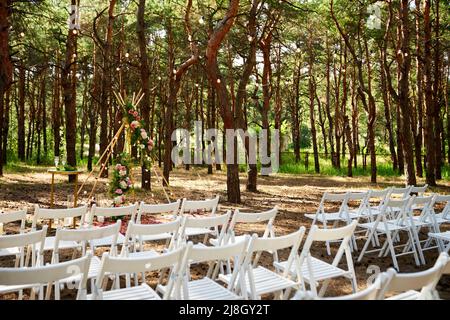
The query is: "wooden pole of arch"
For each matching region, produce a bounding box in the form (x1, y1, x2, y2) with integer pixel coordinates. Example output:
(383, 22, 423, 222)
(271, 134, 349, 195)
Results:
(77, 122, 126, 197)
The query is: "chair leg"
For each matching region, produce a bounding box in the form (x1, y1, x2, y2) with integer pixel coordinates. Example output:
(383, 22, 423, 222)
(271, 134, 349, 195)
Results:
(358, 229, 376, 262)
(411, 228, 426, 265)
(385, 230, 399, 271)
(318, 279, 331, 297)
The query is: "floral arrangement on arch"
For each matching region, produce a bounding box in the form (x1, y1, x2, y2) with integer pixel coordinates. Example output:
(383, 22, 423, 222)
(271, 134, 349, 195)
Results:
(123, 101, 155, 156)
(109, 91, 156, 206)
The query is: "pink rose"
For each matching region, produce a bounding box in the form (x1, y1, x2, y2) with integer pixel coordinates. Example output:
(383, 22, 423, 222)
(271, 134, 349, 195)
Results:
(115, 188, 123, 195)
(133, 111, 139, 117)
(130, 121, 140, 130)
(115, 164, 122, 170)
(148, 139, 154, 147)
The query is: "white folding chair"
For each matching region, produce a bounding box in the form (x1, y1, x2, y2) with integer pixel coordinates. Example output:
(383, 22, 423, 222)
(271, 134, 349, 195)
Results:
(88, 246, 187, 300)
(32, 205, 88, 251)
(178, 196, 220, 238)
(0, 209, 27, 234)
(358, 197, 423, 270)
(220, 227, 306, 300)
(404, 196, 438, 260)
(51, 221, 122, 298)
(0, 254, 91, 300)
(378, 252, 449, 300)
(305, 193, 350, 255)
(0, 226, 47, 298)
(277, 221, 359, 297)
(216, 207, 278, 248)
(136, 200, 181, 223)
(121, 218, 182, 258)
(429, 195, 450, 226)
(179, 212, 230, 247)
(168, 238, 250, 300)
(87, 203, 138, 246)
(0, 209, 27, 259)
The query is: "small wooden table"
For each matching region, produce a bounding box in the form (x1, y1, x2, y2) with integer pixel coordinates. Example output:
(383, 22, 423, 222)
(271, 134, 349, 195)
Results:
(48, 169, 84, 228)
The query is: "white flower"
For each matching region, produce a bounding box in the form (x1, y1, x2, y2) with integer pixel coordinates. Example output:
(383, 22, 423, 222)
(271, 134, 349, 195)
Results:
(141, 131, 148, 140)
(114, 196, 124, 205)
(140, 144, 145, 149)
(119, 170, 127, 177)
(120, 181, 128, 189)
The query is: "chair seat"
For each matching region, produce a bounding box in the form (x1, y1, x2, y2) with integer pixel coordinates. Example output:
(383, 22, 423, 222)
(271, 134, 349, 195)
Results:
(385, 290, 420, 300)
(185, 278, 242, 300)
(157, 278, 242, 300)
(410, 217, 434, 227)
(275, 257, 351, 283)
(210, 235, 246, 247)
(358, 221, 408, 232)
(428, 231, 450, 242)
(436, 214, 450, 223)
(185, 227, 214, 237)
(0, 247, 21, 257)
(90, 233, 126, 247)
(219, 266, 298, 297)
(87, 284, 161, 300)
(43, 236, 80, 251)
(305, 212, 356, 222)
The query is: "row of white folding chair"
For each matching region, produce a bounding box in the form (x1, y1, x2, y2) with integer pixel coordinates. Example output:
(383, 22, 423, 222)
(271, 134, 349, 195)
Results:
(0, 227, 47, 298)
(357, 196, 437, 270)
(0, 220, 359, 300)
(296, 252, 449, 300)
(95, 221, 355, 300)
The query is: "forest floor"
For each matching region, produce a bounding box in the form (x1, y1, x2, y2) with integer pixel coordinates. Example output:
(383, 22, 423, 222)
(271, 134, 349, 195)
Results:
(1, 163, 450, 299)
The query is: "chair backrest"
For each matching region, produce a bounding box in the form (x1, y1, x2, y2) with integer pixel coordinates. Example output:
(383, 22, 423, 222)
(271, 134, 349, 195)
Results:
(381, 197, 411, 221)
(32, 205, 88, 229)
(410, 185, 428, 196)
(366, 188, 391, 208)
(430, 195, 450, 220)
(88, 203, 138, 225)
(121, 218, 182, 255)
(0, 209, 27, 234)
(53, 221, 122, 258)
(226, 207, 278, 243)
(390, 186, 412, 199)
(378, 252, 449, 300)
(137, 200, 181, 222)
(0, 226, 47, 267)
(246, 227, 306, 274)
(179, 212, 230, 246)
(409, 196, 434, 222)
(179, 196, 219, 215)
(299, 221, 358, 284)
(94, 246, 187, 299)
(183, 237, 250, 298)
(313, 193, 349, 223)
(344, 191, 369, 220)
(0, 254, 92, 300)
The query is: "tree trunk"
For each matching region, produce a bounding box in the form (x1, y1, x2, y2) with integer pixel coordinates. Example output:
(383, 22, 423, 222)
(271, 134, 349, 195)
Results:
(61, 0, 79, 182)
(137, 0, 152, 190)
(423, 0, 436, 186)
(204, 0, 241, 203)
(414, 0, 424, 177)
(18, 62, 26, 161)
(0, 0, 10, 175)
(397, 0, 417, 186)
(433, 0, 442, 180)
